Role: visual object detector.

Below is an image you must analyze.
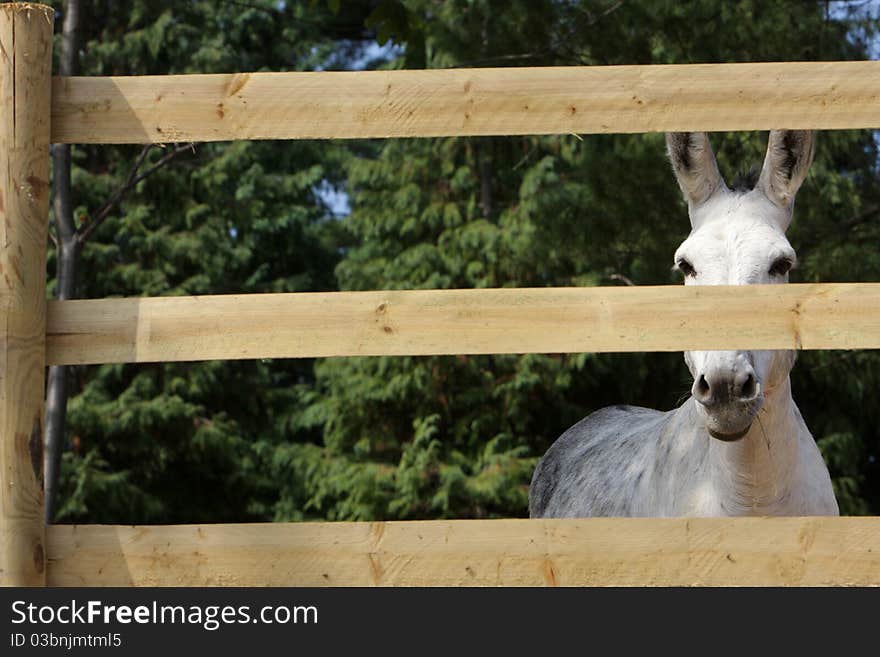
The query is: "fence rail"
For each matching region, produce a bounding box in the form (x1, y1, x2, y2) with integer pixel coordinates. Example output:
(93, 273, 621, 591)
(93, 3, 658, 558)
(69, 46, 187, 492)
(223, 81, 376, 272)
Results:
(2, 3, 880, 589)
(51, 61, 880, 144)
(46, 283, 880, 365)
(46, 518, 880, 587)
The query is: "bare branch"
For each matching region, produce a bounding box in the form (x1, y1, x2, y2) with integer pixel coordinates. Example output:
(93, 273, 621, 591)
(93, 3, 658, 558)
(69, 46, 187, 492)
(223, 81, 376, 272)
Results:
(450, 1, 625, 68)
(797, 203, 880, 258)
(841, 203, 879, 231)
(125, 143, 196, 193)
(77, 143, 196, 244)
(126, 145, 155, 186)
(449, 52, 544, 68)
(219, 0, 279, 16)
(609, 273, 636, 286)
(593, 1, 625, 25)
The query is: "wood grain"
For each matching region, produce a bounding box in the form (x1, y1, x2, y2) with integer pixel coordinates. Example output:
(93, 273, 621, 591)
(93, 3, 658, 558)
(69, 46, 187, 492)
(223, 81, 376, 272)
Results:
(0, 3, 53, 587)
(46, 518, 880, 586)
(46, 283, 880, 365)
(50, 61, 880, 144)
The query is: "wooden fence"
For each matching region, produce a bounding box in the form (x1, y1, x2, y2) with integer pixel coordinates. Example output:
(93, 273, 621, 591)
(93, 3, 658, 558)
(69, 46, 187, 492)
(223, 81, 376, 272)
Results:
(2, 3, 880, 587)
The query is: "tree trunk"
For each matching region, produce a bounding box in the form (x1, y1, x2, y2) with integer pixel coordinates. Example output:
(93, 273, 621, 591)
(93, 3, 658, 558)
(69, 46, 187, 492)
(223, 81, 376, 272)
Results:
(43, 242, 79, 523)
(45, 0, 80, 523)
(479, 139, 493, 219)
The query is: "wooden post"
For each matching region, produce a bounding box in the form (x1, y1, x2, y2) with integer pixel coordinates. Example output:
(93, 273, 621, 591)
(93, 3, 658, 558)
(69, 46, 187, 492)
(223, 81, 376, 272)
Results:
(0, 3, 53, 587)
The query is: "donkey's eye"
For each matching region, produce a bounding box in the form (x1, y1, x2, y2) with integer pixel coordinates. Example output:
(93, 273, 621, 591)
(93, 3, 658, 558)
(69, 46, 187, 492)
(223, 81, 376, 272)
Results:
(676, 259, 696, 278)
(769, 258, 793, 277)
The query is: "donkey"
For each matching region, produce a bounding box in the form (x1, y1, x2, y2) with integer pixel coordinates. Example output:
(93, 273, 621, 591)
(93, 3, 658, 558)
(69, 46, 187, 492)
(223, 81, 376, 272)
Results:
(529, 130, 839, 517)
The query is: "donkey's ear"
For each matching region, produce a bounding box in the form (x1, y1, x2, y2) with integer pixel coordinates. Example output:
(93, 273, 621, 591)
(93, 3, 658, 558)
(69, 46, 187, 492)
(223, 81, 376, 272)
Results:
(757, 130, 815, 211)
(666, 132, 726, 213)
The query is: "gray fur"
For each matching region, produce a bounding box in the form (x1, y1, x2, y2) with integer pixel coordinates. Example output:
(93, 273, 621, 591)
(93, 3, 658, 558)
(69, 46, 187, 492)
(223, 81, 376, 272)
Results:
(529, 397, 836, 518)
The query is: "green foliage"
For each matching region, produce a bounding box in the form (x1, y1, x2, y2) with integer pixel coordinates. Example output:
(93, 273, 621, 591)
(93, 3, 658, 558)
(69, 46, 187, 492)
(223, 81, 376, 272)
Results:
(53, 0, 880, 523)
(51, 0, 373, 523)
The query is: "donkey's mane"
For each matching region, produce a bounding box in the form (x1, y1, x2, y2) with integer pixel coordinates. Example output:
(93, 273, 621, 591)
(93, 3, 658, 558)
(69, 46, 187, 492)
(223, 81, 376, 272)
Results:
(730, 167, 760, 192)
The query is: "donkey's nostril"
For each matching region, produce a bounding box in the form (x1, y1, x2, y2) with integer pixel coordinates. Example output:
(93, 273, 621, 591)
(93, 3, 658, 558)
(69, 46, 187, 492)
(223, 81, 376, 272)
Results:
(694, 374, 711, 402)
(737, 372, 757, 401)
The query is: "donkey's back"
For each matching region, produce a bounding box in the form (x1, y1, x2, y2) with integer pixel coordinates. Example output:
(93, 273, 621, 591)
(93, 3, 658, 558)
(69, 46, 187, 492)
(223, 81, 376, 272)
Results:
(529, 404, 685, 517)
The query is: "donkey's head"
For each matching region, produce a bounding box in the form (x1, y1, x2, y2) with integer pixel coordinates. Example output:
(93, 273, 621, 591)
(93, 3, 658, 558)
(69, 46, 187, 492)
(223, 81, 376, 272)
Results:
(666, 130, 815, 441)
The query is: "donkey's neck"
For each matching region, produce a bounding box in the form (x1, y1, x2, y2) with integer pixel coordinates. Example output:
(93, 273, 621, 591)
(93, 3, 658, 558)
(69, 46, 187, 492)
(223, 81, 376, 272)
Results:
(704, 376, 804, 514)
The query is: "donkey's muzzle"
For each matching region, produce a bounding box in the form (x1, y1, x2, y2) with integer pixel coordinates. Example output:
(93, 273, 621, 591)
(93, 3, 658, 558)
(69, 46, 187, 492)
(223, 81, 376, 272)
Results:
(692, 361, 761, 440)
(692, 369, 759, 407)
